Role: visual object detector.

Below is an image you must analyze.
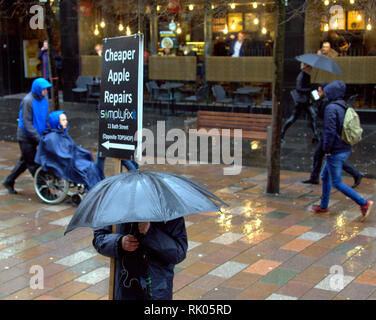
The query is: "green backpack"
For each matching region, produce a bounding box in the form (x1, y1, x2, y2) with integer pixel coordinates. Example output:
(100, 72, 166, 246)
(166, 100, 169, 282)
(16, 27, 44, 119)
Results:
(335, 101, 363, 145)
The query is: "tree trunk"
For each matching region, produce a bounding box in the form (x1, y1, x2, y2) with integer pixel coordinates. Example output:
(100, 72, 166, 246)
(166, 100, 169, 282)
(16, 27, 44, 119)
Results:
(266, 0, 286, 194)
(44, 1, 59, 110)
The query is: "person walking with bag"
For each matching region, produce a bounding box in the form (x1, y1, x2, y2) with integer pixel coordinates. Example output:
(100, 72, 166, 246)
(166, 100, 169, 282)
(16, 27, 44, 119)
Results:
(311, 80, 373, 221)
(302, 85, 365, 187)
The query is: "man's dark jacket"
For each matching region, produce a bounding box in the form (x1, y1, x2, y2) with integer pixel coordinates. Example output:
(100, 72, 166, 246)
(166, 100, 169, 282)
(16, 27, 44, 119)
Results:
(229, 39, 250, 56)
(322, 80, 351, 155)
(92, 218, 188, 300)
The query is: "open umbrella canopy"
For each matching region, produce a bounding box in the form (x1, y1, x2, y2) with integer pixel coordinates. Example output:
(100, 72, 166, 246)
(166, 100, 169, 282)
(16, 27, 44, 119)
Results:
(65, 170, 228, 235)
(295, 53, 343, 75)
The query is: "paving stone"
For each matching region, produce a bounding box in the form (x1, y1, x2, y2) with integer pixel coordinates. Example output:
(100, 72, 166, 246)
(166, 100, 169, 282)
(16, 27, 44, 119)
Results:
(266, 293, 298, 300)
(187, 241, 202, 251)
(54, 250, 98, 267)
(314, 274, 355, 292)
(208, 261, 249, 279)
(358, 227, 376, 238)
(260, 268, 300, 287)
(201, 286, 243, 300)
(210, 232, 245, 245)
(244, 259, 282, 276)
(354, 269, 376, 286)
(298, 231, 328, 242)
(336, 282, 376, 300)
(74, 267, 110, 285)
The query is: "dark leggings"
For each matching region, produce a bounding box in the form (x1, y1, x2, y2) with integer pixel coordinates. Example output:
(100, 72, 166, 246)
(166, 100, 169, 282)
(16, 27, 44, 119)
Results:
(310, 137, 361, 181)
(4, 140, 39, 185)
(282, 103, 318, 139)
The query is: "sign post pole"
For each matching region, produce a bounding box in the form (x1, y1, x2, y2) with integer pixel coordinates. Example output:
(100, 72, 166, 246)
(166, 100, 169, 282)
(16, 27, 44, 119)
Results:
(98, 34, 144, 300)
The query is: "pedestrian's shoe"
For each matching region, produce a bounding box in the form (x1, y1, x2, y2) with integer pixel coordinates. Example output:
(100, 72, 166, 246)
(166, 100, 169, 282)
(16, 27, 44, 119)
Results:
(351, 173, 365, 189)
(311, 205, 329, 213)
(2, 180, 17, 194)
(360, 200, 373, 222)
(302, 178, 319, 185)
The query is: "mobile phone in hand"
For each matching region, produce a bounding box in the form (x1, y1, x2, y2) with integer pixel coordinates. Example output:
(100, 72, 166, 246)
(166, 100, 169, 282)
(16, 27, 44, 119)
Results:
(311, 89, 320, 101)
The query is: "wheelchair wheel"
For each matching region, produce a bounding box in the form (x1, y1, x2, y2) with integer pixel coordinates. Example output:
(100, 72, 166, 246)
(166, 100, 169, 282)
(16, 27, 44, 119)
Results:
(34, 167, 69, 204)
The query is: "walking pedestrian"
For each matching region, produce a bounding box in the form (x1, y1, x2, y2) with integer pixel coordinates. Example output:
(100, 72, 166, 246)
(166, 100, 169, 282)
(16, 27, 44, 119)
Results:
(93, 215, 188, 300)
(281, 63, 319, 143)
(311, 80, 373, 221)
(38, 40, 61, 99)
(2, 78, 52, 194)
(302, 86, 364, 187)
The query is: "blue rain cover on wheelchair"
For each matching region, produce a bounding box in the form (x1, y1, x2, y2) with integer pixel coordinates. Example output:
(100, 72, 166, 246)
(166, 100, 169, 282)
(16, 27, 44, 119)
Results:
(35, 111, 104, 190)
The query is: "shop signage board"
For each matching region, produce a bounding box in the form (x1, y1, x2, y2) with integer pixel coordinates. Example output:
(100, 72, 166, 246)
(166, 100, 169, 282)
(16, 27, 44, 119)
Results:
(98, 34, 143, 162)
(97, 34, 143, 300)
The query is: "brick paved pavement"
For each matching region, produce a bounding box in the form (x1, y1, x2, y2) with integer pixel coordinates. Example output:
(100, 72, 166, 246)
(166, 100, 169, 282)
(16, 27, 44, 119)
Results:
(0, 141, 376, 300)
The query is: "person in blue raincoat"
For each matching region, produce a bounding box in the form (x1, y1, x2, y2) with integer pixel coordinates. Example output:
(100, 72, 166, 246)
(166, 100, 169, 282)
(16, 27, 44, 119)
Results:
(92, 217, 188, 300)
(35, 111, 104, 190)
(2, 78, 51, 194)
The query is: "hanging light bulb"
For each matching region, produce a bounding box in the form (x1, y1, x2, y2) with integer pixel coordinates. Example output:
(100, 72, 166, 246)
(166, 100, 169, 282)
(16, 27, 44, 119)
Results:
(211, 4, 215, 9)
(126, 25, 131, 36)
(324, 0, 329, 5)
(357, 13, 362, 21)
(157, 5, 161, 11)
(176, 23, 182, 34)
(223, 24, 228, 34)
(231, 20, 236, 30)
(324, 23, 329, 31)
(230, 3, 236, 9)
(349, 0, 355, 4)
(333, 18, 338, 29)
(100, 19, 106, 28)
(94, 24, 99, 36)
(262, 27, 267, 34)
(188, 4, 194, 11)
(253, 2, 258, 9)
(119, 23, 124, 31)
(253, 18, 259, 25)
(367, 19, 372, 30)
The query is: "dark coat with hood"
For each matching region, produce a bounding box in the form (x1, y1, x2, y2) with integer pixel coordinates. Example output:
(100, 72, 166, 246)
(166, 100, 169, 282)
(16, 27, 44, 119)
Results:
(322, 80, 351, 155)
(34, 111, 104, 190)
(92, 218, 188, 300)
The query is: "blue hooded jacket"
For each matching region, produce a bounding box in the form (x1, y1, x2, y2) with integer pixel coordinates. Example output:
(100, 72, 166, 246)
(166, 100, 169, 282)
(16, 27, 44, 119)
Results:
(322, 80, 351, 154)
(34, 111, 104, 190)
(18, 78, 52, 143)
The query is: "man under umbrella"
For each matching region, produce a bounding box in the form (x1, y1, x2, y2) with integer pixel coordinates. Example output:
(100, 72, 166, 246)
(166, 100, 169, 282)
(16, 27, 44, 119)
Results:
(93, 216, 187, 300)
(68, 170, 226, 300)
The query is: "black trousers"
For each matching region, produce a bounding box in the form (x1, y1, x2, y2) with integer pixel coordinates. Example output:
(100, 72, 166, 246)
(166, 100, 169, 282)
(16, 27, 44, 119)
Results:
(282, 103, 318, 139)
(310, 137, 361, 181)
(4, 140, 39, 185)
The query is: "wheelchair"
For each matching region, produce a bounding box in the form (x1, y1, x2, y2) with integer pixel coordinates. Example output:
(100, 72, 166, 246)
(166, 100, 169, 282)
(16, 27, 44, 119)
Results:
(33, 167, 85, 205)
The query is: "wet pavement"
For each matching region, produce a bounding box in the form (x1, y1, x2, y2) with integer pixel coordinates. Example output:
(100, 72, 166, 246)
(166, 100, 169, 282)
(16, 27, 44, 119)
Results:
(0, 97, 376, 300)
(0, 140, 376, 300)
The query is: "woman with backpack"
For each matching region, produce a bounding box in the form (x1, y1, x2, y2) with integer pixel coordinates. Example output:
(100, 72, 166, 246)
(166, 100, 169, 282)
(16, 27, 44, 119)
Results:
(311, 81, 373, 221)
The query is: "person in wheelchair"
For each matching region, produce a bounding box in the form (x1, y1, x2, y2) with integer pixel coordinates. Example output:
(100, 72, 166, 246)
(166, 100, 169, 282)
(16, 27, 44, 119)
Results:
(35, 111, 104, 191)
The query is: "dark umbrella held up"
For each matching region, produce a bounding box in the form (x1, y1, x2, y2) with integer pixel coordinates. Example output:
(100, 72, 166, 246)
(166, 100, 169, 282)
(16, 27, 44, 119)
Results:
(65, 170, 228, 235)
(295, 53, 343, 75)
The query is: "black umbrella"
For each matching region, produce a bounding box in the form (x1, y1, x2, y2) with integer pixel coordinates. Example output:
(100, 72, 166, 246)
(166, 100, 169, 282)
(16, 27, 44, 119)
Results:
(295, 53, 343, 75)
(65, 170, 228, 235)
